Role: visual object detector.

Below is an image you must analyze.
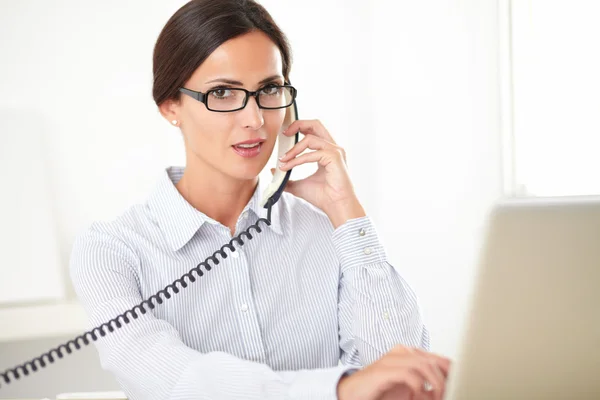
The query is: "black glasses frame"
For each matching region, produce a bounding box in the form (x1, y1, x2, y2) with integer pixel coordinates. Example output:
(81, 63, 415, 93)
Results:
(178, 84, 297, 112)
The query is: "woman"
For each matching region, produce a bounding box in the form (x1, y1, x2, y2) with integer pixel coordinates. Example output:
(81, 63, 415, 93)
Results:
(70, 1, 450, 399)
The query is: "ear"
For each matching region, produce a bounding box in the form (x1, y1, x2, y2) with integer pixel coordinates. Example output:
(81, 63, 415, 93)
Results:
(158, 98, 181, 127)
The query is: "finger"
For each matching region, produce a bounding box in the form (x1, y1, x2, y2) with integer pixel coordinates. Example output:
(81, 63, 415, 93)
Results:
(279, 149, 340, 171)
(413, 391, 437, 400)
(279, 135, 335, 162)
(413, 349, 452, 378)
(283, 119, 336, 144)
(380, 384, 426, 400)
(424, 360, 446, 400)
(416, 358, 446, 400)
(391, 346, 451, 378)
(382, 354, 445, 400)
(380, 369, 425, 398)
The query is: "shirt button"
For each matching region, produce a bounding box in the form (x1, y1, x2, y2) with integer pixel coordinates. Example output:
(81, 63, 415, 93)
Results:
(240, 210, 248, 219)
(240, 304, 249, 312)
(358, 228, 366, 236)
(383, 311, 390, 320)
(363, 247, 372, 255)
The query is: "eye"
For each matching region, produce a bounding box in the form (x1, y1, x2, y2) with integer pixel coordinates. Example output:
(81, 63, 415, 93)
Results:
(210, 88, 234, 99)
(260, 85, 281, 96)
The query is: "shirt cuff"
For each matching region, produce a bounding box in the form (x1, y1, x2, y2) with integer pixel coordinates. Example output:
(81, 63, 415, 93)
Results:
(288, 365, 358, 400)
(331, 216, 387, 272)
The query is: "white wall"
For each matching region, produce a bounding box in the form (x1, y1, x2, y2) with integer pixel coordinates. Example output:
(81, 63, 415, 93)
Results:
(510, 0, 600, 196)
(0, 0, 502, 397)
(0, 110, 65, 304)
(369, 0, 503, 358)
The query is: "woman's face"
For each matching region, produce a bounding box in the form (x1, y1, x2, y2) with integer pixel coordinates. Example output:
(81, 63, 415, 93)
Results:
(167, 30, 287, 182)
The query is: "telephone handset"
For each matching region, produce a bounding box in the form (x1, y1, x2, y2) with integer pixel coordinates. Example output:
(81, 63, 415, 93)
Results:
(260, 99, 299, 208)
(0, 99, 300, 389)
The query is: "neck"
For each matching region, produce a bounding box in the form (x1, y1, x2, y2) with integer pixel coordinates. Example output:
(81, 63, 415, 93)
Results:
(175, 155, 258, 233)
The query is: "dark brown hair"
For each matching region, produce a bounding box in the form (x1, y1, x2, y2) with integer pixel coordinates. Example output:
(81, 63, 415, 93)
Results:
(152, 0, 292, 107)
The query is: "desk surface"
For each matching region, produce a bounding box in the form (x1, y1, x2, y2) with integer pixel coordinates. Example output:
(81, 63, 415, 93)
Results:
(0, 392, 127, 400)
(55, 393, 126, 400)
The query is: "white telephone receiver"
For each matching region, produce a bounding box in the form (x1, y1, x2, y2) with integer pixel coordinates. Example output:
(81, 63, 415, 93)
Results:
(259, 98, 299, 208)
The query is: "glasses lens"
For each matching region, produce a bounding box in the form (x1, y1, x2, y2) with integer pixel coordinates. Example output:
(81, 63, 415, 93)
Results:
(258, 86, 295, 109)
(206, 88, 246, 111)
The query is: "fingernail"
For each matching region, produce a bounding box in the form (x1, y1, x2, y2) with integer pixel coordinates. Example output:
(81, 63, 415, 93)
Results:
(278, 161, 286, 168)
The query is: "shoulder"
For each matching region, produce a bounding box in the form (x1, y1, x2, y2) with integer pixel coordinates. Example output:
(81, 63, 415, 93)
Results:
(68, 204, 156, 320)
(69, 203, 153, 276)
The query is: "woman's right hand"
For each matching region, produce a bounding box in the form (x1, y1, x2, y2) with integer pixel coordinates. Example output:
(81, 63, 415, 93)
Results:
(336, 345, 451, 400)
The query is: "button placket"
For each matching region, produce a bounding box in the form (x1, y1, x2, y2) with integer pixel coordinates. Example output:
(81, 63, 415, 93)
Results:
(225, 244, 267, 363)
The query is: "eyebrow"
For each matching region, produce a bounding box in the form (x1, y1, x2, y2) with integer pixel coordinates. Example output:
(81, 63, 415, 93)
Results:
(204, 75, 283, 86)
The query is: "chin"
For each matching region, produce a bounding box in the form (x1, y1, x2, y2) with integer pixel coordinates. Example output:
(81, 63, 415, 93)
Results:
(224, 140, 275, 181)
(227, 161, 267, 182)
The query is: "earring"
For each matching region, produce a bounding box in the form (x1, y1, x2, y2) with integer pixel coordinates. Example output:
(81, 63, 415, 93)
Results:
(171, 120, 178, 126)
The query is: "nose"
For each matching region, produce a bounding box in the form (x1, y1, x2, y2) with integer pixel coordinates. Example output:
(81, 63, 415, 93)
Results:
(241, 95, 264, 130)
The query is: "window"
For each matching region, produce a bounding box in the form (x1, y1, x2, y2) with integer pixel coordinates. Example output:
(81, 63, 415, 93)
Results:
(502, 0, 600, 197)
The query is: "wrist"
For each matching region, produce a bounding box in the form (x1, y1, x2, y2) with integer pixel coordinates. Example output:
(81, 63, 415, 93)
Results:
(325, 198, 366, 229)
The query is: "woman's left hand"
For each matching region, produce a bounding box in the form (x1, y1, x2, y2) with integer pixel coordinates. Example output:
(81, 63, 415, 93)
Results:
(274, 119, 366, 228)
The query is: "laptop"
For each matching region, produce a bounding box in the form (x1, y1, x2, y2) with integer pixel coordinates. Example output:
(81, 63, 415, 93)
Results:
(444, 195, 600, 400)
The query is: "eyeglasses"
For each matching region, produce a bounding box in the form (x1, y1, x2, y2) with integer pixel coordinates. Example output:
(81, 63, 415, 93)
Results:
(178, 84, 297, 112)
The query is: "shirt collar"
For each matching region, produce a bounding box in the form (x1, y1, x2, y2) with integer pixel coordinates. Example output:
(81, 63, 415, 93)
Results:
(147, 167, 283, 252)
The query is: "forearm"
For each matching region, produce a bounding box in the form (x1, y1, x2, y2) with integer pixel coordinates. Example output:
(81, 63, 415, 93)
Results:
(173, 352, 353, 399)
(343, 261, 430, 349)
(85, 295, 355, 400)
(334, 216, 429, 366)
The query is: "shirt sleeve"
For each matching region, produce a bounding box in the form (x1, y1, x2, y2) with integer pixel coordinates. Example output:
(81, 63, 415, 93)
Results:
(69, 226, 353, 400)
(332, 216, 430, 367)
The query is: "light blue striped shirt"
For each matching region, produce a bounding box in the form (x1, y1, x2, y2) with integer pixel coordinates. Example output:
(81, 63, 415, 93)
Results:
(69, 166, 429, 400)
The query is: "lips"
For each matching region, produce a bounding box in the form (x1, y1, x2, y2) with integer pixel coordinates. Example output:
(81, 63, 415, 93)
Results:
(233, 138, 265, 146)
(234, 142, 261, 149)
(232, 139, 265, 158)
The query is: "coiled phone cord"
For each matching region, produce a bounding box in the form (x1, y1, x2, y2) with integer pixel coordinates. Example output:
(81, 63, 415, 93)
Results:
(0, 200, 275, 388)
